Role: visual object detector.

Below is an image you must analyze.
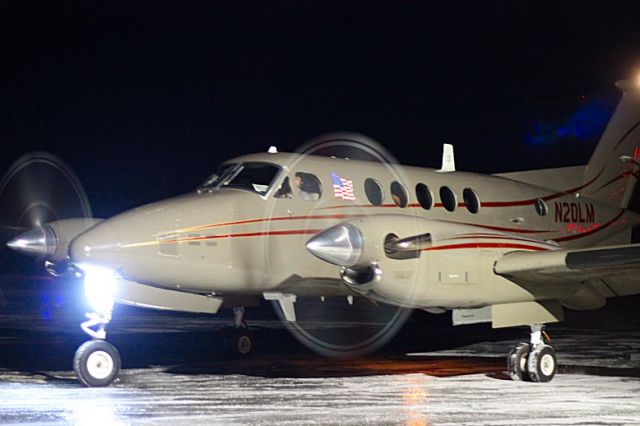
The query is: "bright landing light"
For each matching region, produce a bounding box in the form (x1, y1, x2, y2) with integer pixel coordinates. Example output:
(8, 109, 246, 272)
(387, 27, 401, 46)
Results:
(78, 264, 118, 316)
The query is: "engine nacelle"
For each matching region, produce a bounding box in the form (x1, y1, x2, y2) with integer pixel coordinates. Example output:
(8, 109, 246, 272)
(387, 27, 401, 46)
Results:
(307, 214, 562, 309)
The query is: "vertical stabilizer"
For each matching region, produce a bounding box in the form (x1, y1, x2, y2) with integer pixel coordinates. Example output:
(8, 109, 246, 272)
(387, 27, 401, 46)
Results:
(583, 79, 640, 209)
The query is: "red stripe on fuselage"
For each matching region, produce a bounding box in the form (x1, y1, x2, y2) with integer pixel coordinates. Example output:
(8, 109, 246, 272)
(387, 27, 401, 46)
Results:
(592, 170, 635, 193)
(184, 212, 552, 237)
(181, 214, 358, 233)
(480, 168, 605, 207)
(423, 242, 548, 252)
(165, 229, 323, 244)
(444, 233, 556, 247)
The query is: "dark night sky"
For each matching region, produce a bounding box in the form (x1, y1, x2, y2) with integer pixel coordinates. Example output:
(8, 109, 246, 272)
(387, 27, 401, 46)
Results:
(2, 1, 640, 217)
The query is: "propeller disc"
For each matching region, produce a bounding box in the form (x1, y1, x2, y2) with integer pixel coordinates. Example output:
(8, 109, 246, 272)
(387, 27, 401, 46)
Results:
(264, 133, 417, 357)
(0, 152, 92, 273)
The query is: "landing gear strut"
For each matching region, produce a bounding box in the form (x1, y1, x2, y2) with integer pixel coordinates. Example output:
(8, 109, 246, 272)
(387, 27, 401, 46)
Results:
(507, 324, 557, 383)
(74, 301, 121, 387)
(220, 307, 254, 358)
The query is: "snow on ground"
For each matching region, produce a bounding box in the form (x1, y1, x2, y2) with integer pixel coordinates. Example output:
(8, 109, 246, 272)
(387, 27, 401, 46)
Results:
(1, 368, 639, 425)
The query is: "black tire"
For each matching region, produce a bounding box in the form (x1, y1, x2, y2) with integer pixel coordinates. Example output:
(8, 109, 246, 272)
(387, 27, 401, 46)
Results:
(74, 340, 121, 387)
(223, 327, 253, 358)
(527, 344, 557, 383)
(507, 342, 531, 382)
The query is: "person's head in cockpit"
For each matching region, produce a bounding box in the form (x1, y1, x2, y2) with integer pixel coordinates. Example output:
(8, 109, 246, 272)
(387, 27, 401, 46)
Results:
(294, 173, 320, 201)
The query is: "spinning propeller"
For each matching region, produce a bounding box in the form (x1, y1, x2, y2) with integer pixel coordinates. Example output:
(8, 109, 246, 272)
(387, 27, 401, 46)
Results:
(0, 152, 93, 275)
(264, 133, 418, 357)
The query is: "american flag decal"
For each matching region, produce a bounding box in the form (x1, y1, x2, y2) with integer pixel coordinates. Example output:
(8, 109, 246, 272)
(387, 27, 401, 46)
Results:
(331, 173, 356, 201)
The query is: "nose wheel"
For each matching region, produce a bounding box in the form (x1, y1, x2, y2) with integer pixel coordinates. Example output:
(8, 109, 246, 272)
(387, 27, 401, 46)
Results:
(222, 326, 254, 357)
(74, 340, 121, 387)
(507, 324, 557, 383)
(220, 307, 254, 358)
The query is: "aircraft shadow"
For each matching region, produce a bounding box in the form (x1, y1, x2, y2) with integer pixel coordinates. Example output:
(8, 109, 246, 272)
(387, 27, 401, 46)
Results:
(0, 319, 517, 379)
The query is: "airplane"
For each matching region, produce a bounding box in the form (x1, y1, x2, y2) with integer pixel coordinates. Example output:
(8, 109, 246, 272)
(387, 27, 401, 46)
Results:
(5, 78, 640, 387)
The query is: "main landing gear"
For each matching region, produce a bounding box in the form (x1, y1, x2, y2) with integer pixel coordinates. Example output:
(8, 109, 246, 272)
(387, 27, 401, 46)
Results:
(507, 324, 557, 383)
(74, 309, 121, 387)
(219, 307, 254, 358)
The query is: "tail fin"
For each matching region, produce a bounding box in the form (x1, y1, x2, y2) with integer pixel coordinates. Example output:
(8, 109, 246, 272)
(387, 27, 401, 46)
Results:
(583, 80, 640, 209)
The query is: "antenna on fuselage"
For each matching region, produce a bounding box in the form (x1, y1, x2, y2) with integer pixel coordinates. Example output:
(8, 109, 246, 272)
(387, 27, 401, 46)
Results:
(437, 143, 456, 172)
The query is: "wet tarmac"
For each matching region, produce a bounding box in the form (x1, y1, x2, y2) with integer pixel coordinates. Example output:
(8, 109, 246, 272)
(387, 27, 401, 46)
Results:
(1, 275, 640, 424)
(2, 367, 640, 425)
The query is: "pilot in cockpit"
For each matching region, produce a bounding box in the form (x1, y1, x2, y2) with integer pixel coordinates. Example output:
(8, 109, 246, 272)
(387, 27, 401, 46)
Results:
(274, 173, 320, 201)
(294, 173, 320, 201)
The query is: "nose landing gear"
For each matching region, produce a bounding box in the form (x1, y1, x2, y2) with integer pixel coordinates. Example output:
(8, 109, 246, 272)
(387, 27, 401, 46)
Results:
(220, 307, 254, 358)
(74, 307, 121, 387)
(507, 324, 557, 383)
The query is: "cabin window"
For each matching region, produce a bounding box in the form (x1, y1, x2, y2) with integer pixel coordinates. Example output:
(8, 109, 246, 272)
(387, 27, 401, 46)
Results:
(415, 183, 433, 210)
(390, 181, 408, 208)
(463, 188, 480, 214)
(294, 172, 322, 201)
(364, 178, 384, 206)
(219, 162, 281, 195)
(535, 198, 548, 216)
(439, 186, 457, 212)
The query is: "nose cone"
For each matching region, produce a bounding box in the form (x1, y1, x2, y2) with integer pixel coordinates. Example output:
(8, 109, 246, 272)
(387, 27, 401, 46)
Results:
(6, 225, 57, 258)
(69, 221, 121, 268)
(306, 223, 363, 267)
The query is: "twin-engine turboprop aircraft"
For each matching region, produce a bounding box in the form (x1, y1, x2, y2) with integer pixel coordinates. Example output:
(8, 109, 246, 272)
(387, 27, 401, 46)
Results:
(7, 79, 640, 386)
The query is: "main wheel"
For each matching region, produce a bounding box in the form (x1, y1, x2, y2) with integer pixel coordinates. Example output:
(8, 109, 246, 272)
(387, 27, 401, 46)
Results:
(223, 327, 254, 358)
(527, 344, 557, 383)
(507, 342, 530, 382)
(74, 340, 121, 387)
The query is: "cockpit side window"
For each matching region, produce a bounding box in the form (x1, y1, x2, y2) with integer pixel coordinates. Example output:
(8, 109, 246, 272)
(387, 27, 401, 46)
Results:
(274, 176, 293, 199)
(218, 162, 281, 195)
(293, 172, 322, 201)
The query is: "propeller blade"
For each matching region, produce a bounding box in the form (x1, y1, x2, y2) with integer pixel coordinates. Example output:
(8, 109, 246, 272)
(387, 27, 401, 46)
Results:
(0, 151, 92, 244)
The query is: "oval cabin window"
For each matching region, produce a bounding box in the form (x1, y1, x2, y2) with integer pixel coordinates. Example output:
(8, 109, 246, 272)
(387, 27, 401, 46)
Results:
(535, 198, 548, 216)
(439, 186, 457, 212)
(463, 188, 480, 214)
(364, 178, 384, 206)
(390, 181, 408, 208)
(415, 183, 433, 210)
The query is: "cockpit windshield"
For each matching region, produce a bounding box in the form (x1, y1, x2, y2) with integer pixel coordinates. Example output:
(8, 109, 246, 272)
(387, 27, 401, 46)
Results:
(197, 163, 237, 192)
(198, 162, 281, 196)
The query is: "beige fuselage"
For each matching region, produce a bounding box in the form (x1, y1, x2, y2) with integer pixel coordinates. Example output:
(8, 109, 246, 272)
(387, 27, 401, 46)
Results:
(69, 152, 638, 310)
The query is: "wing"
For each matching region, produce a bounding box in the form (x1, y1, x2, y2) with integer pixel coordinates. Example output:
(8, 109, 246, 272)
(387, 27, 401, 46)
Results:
(270, 275, 352, 297)
(494, 243, 640, 308)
